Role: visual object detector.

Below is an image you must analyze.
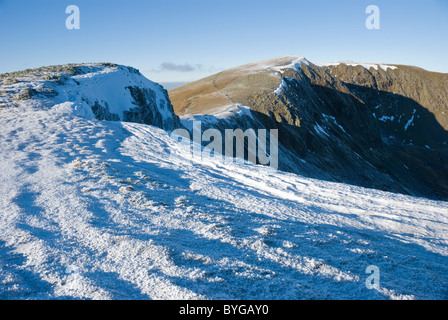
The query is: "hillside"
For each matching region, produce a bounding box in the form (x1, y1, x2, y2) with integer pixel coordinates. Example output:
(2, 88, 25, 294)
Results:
(169, 56, 448, 200)
(1, 106, 447, 299)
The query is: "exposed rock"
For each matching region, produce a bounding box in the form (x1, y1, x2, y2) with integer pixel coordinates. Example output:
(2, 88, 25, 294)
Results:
(91, 100, 120, 121)
(125, 85, 181, 131)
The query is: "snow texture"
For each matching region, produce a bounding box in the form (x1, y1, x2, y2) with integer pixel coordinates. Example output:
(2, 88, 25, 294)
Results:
(1, 105, 448, 300)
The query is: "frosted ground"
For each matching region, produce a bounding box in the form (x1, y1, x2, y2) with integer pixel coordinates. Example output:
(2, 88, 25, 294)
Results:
(1, 105, 448, 300)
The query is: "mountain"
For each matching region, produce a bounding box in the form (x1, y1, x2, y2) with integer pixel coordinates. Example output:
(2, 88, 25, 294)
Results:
(1, 62, 448, 300)
(169, 55, 448, 201)
(0, 63, 181, 131)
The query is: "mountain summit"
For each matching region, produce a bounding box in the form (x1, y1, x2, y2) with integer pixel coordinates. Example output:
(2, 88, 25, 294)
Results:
(169, 56, 448, 200)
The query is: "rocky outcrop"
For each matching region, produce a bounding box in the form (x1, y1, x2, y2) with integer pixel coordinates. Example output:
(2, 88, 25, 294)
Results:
(169, 56, 448, 200)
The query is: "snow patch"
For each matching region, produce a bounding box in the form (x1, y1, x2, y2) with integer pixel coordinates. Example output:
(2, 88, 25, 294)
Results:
(314, 123, 330, 138)
(404, 109, 417, 131)
(378, 115, 395, 122)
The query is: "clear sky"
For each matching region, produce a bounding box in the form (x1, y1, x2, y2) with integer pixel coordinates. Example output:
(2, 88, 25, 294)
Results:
(0, 0, 447, 83)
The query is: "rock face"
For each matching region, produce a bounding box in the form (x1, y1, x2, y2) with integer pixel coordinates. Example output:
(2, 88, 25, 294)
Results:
(0, 63, 181, 131)
(169, 56, 448, 200)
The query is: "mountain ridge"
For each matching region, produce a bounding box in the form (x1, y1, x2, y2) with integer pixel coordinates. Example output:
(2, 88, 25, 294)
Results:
(169, 56, 448, 200)
(0, 62, 182, 131)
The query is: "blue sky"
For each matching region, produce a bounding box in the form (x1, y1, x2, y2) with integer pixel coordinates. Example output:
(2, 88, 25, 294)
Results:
(0, 0, 447, 82)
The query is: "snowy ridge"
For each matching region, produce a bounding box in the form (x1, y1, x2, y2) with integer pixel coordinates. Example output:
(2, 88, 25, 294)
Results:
(267, 55, 309, 73)
(1, 106, 448, 300)
(233, 55, 308, 74)
(0, 64, 178, 131)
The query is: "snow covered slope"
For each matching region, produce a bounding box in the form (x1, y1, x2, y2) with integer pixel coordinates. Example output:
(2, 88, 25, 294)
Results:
(0, 63, 181, 131)
(1, 106, 447, 300)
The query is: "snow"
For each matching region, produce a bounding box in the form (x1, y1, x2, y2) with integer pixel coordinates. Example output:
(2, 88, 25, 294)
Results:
(1, 105, 448, 300)
(51, 101, 95, 120)
(378, 115, 395, 122)
(274, 78, 287, 95)
(404, 109, 417, 131)
(267, 56, 309, 73)
(0, 64, 174, 125)
(314, 123, 330, 138)
(322, 114, 347, 133)
(240, 55, 308, 74)
(404, 115, 415, 131)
